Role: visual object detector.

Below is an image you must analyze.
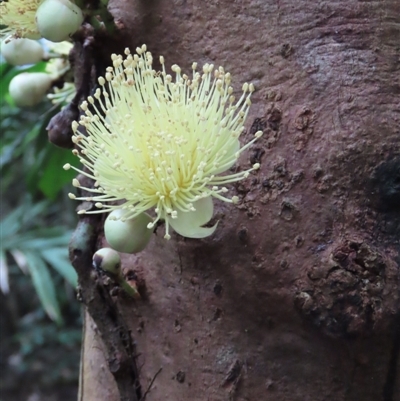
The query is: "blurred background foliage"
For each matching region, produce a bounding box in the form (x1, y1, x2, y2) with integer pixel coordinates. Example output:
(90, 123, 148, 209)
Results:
(0, 58, 81, 400)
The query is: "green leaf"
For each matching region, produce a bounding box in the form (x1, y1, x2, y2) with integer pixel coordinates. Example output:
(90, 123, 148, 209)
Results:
(18, 237, 66, 250)
(23, 113, 64, 197)
(41, 248, 77, 287)
(0, 129, 26, 168)
(18, 229, 71, 250)
(0, 209, 21, 241)
(25, 147, 49, 196)
(0, 62, 13, 78)
(23, 249, 63, 324)
(21, 199, 49, 222)
(21, 122, 43, 148)
(38, 148, 77, 200)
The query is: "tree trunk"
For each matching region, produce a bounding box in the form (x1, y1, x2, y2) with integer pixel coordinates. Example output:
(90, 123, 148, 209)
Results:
(73, 0, 400, 400)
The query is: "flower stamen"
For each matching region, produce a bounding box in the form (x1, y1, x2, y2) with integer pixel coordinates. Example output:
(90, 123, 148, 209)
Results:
(68, 45, 263, 239)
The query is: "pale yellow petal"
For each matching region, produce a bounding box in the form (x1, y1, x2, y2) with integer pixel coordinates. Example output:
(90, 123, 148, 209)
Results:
(169, 197, 218, 239)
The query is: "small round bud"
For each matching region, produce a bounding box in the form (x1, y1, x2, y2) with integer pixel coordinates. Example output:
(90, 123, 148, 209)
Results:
(93, 248, 121, 276)
(1, 38, 44, 66)
(9, 72, 52, 107)
(35, 0, 84, 42)
(104, 210, 153, 254)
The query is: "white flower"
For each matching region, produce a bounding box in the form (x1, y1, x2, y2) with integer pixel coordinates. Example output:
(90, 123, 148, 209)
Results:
(65, 45, 262, 240)
(0, 0, 42, 39)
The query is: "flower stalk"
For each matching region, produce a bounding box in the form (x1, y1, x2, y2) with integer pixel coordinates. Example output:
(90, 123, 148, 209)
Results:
(92, 248, 140, 299)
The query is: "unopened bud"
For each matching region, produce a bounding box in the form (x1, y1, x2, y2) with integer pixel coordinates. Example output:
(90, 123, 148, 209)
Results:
(1, 38, 44, 66)
(9, 72, 52, 107)
(93, 247, 121, 276)
(104, 209, 153, 254)
(35, 0, 84, 42)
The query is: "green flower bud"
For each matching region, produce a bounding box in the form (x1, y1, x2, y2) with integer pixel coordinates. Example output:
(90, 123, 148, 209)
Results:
(1, 38, 44, 66)
(92, 247, 140, 299)
(35, 0, 84, 42)
(92, 247, 121, 276)
(9, 72, 53, 107)
(104, 210, 153, 254)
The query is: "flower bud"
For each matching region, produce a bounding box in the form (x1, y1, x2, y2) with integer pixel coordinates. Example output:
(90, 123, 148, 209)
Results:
(35, 0, 84, 43)
(9, 72, 53, 107)
(92, 247, 141, 299)
(104, 210, 153, 254)
(1, 38, 44, 66)
(92, 248, 121, 276)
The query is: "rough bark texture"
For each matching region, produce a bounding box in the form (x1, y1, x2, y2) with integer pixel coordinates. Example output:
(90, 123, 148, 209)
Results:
(75, 0, 400, 400)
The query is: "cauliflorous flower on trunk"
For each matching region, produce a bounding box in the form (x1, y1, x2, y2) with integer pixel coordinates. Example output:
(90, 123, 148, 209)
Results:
(65, 45, 262, 240)
(0, 0, 42, 39)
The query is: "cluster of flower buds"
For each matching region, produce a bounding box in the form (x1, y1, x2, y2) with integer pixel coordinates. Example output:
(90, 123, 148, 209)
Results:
(1, 38, 74, 107)
(0, 0, 82, 107)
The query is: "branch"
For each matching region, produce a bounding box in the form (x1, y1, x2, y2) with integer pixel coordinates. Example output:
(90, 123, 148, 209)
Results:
(70, 215, 142, 401)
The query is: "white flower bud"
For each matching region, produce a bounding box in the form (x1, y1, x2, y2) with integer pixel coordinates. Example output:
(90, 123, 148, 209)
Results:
(9, 72, 53, 107)
(92, 247, 141, 299)
(104, 210, 153, 254)
(92, 248, 121, 276)
(35, 0, 84, 43)
(1, 38, 44, 66)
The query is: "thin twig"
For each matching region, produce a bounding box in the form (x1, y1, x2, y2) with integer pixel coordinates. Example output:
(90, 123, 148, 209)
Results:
(140, 367, 163, 401)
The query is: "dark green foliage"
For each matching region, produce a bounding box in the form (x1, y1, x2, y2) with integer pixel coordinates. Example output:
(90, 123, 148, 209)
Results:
(0, 59, 81, 399)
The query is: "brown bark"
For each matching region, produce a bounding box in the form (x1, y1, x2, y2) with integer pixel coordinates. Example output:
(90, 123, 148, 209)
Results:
(72, 0, 400, 400)
(79, 311, 119, 401)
